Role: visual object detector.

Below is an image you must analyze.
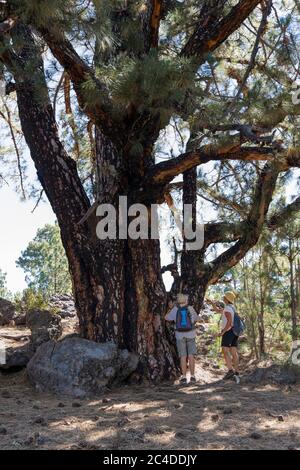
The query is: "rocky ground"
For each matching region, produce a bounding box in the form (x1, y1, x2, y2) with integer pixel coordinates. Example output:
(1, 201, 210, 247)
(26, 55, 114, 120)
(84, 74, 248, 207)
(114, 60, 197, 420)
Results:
(0, 361, 299, 450)
(1, 295, 299, 450)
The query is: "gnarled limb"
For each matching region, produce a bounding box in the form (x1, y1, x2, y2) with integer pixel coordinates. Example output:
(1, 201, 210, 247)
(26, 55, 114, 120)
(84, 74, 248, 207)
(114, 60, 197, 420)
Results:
(144, 144, 275, 188)
(181, 0, 261, 60)
(204, 221, 245, 247)
(206, 161, 281, 285)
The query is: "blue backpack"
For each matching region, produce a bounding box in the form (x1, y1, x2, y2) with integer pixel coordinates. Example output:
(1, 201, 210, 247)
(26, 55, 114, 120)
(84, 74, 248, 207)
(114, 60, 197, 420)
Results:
(175, 306, 194, 332)
(232, 307, 245, 337)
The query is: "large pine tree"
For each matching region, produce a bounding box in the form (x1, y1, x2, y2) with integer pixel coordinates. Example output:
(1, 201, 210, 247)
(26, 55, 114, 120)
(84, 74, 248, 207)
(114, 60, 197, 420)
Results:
(1, 0, 300, 380)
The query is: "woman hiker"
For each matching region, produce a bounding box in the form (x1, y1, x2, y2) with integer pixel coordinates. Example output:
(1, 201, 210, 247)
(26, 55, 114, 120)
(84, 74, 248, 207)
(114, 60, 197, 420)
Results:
(208, 291, 240, 381)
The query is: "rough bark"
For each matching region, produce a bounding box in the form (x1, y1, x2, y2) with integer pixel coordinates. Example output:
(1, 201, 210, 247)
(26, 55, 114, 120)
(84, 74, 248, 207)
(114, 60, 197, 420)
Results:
(4, 24, 177, 381)
(14, 61, 123, 345)
(124, 234, 177, 380)
(181, 0, 262, 60)
(142, 0, 163, 51)
(181, 167, 207, 310)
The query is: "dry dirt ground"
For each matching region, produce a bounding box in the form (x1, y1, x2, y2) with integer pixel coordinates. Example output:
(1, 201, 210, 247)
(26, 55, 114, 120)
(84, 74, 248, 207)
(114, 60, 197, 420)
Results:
(1, 362, 300, 450)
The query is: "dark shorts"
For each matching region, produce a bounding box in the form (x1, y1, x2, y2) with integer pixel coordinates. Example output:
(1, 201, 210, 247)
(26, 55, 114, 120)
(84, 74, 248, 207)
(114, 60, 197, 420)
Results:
(221, 329, 238, 348)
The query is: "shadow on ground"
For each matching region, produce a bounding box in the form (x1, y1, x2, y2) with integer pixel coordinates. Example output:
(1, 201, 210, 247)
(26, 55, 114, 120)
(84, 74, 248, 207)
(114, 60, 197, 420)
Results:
(0, 366, 299, 450)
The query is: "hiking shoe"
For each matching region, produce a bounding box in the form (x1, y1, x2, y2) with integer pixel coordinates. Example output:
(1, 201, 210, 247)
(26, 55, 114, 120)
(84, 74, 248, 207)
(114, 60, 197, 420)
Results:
(189, 376, 197, 384)
(179, 377, 187, 385)
(222, 370, 235, 380)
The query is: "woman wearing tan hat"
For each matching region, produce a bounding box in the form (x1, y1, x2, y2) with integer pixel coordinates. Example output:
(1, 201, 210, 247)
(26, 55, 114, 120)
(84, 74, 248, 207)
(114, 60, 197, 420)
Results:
(209, 291, 239, 381)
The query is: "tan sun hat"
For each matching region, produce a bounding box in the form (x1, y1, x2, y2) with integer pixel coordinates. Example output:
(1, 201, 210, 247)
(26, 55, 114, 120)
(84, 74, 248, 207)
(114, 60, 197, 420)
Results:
(224, 291, 236, 304)
(177, 293, 188, 305)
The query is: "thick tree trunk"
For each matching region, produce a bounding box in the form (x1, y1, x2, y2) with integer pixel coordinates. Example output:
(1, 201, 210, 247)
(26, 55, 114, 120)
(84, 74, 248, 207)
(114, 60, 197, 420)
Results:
(16, 84, 122, 343)
(18, 101, 176, 379)
(11, 25, 178, 382)
(16, 86, 177, 380)
(124, 235, 177, 380)
(93, 129, 178, 379)
(181, 167, 207, 310)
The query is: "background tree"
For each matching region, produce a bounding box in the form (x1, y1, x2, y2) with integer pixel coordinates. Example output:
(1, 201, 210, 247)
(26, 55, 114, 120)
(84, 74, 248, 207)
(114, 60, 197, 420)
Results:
(277, 218, 300, 341)
(0, 268, 8, 298)
(0, 1, 300, 380)
(207, 220, 300, 361)
(16, 223, 72, 296)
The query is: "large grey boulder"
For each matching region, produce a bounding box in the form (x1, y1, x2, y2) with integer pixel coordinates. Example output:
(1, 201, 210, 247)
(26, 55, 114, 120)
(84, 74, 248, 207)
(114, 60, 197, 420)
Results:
(26, 309, 62, 350)
(0, 298, 16, 325)
(27, 336, 139, 397)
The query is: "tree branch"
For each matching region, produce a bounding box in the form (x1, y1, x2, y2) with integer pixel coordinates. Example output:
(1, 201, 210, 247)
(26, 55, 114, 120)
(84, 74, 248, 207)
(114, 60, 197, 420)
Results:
(145, 144, 275, 187)
(227, 0, 272, 114)
(181, 0, 261, 60)
(169, 179, 248, 217)
(208, 123, 275, 145)
(268, 197, 300, 230)
(37, 27, 118, 143)
(206, 161, 281, 285)
(199, 188, 247, 218)
(142, 0, 163, 51)
(204, 221, 245, 246)
(2, 101, 25, 198)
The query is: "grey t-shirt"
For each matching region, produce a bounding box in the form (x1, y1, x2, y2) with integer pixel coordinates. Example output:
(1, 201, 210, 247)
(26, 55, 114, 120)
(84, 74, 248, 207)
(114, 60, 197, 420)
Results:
(165, 305, 200, 339)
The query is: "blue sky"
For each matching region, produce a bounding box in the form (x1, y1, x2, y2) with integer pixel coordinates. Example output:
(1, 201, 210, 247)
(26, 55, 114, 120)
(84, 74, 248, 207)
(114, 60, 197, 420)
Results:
(0, 184, 56, 292)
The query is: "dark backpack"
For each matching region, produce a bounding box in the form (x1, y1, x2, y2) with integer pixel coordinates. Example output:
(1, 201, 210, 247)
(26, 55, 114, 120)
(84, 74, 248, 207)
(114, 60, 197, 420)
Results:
(175, 306, 194, 332)
(232, 307, 245, 337)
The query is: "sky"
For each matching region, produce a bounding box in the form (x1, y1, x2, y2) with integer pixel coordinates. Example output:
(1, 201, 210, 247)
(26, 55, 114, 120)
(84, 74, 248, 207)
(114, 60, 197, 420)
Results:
(0, 183, 56, 293)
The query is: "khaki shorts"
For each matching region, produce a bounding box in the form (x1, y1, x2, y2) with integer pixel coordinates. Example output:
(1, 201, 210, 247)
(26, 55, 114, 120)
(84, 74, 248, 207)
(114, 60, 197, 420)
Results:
(176, 337, 197, 357)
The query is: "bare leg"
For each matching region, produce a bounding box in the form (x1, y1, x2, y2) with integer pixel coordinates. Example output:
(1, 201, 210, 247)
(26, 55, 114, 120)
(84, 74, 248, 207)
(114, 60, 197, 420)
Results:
(180, 356, 187, 376)
(222, 347, 233, 370)
(188, 355, 195, 376)
(231, 347, 239, 372)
